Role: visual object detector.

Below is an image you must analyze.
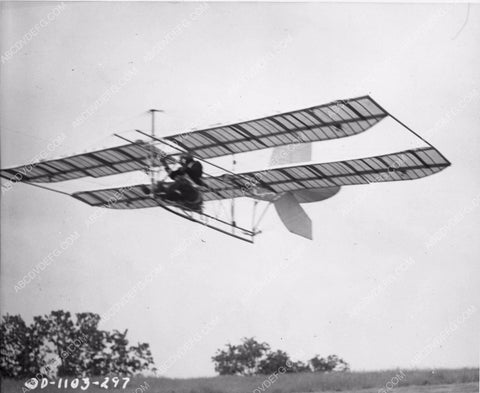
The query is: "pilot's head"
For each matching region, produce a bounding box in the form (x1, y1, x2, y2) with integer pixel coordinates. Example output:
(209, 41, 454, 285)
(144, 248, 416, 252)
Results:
(180, 152, 194, 165)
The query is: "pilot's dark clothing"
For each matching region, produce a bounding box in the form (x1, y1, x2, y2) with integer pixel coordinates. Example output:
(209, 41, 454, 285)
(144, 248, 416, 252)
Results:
(168, 160, 203, 186)
(163, 158, 203, 210)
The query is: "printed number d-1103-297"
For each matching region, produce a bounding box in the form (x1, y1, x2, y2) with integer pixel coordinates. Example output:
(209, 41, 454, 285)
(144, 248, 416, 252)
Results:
(26, 377, 131, 390)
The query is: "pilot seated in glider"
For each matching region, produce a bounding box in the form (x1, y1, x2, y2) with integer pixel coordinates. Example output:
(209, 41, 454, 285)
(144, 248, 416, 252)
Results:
(158, 152, 204, 211)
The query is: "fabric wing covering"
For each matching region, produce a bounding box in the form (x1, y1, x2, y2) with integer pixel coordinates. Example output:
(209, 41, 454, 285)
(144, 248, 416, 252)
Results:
(73, 184, 158, 209)
(71, 146, 450, 209)
(201, 146, 451, 201)
(164, 95, 388, 159)
(0, 142, 166, 183)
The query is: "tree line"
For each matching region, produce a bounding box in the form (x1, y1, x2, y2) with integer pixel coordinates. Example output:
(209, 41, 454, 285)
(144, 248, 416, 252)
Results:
(1, 311, 349, 379)
(212, 337, 349, 375)
(0, 310, 154, 378)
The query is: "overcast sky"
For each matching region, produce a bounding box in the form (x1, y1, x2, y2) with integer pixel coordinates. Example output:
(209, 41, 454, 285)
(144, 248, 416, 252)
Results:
(1, 2, 479, 378)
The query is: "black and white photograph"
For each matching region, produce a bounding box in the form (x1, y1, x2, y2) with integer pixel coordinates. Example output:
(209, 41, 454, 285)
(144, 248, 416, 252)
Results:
(0, 1, 479, 393)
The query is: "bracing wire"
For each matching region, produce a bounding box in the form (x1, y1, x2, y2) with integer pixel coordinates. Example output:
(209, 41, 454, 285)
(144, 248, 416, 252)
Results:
(20, 182, 71, 197)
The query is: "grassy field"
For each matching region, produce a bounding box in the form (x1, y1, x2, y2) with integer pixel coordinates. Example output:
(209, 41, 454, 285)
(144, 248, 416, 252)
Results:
(2, 368, 478, 393)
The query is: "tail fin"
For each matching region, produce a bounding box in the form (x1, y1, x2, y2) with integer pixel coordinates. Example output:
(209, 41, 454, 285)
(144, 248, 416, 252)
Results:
(274, 192, 312, 240)
(270, 142, 314, 239)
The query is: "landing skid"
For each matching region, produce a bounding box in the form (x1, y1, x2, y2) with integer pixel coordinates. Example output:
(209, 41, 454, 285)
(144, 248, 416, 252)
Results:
(154, 198, 259, 243)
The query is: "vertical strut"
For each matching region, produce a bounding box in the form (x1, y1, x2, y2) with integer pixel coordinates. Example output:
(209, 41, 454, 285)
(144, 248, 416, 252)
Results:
(148, 109, 164, 194)
(149, 109, 157, 194)
(252, 200, 258, 233)
(231, 154, 237, 234)
(150, 109, 156, 139)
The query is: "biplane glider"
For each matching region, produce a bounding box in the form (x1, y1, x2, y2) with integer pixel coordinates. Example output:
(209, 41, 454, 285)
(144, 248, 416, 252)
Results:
(0, 96, 451, 243)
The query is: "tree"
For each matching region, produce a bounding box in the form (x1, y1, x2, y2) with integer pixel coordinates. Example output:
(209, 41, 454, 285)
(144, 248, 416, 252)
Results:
(0, 311, 155, 379)
(257, 350, 291, 375)
(212, 337, 270, 376)
(288, 360, 311, 373)
(211, 344, 244, 376)
(310, 354, 350, 372)
(74, 313, 107, 376)
(236, 337, 270, 375)
(33, 310, 79, 377)
(0, 315, 44, 378)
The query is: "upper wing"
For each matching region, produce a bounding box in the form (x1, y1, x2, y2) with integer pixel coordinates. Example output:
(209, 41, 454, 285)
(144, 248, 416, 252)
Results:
(71, 147, 450, 209)
(0, 142, 166, 183)
(164, 95, 388, 159)
(0, 96, 388, 183)
(201, 146, 451, 201)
